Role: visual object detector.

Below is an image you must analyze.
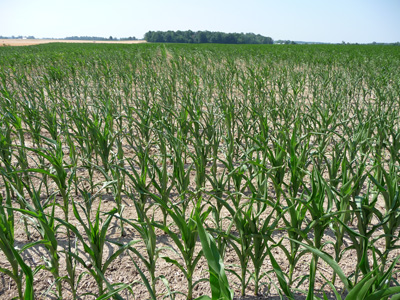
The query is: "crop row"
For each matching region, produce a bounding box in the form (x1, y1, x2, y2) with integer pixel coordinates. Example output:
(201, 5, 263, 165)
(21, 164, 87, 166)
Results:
(0, 43, 399, 299)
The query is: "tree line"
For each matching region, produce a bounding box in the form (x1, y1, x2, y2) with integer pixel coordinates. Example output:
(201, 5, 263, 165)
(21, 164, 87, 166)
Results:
(0, 35, 35, 39)
(144, 30, 274, 44)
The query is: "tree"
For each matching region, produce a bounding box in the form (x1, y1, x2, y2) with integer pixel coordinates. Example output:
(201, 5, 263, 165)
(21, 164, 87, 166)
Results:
(196, 31, 208, 43)
(143, 30, 273, 44)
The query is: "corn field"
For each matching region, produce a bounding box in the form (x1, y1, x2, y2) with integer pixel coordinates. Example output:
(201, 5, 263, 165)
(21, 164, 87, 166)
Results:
(0, 43, 400, 300)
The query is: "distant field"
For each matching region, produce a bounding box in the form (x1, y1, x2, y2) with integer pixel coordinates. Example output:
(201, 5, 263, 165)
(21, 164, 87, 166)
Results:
(0, 38, 146, 46)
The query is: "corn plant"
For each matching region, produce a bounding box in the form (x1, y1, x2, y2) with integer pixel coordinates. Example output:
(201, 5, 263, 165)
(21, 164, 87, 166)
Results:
(369, 162, 400, 269)
(87, 113, 118, 177)
(150, 127, 175, 227)
(212, 191, 254, 296)
(4, 112, 31, 238)
(5, 178, 63, 298)
(56, 189, 136, 298)
(21, 137, 75, 224)
(152, 195, 210, 300)
(116, 199, 164, 297)
(0, 190, 26, 299)
(195, 212, 234, 300)
(299, 169, 336, 299)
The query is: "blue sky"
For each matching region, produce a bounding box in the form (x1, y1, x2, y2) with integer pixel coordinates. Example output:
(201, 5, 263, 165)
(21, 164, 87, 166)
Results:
(1, 0, 399, 43)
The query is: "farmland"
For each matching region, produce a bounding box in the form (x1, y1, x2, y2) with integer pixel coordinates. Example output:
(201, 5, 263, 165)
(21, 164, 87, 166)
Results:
(0, 39, 146, 47)
(0, 43, 400, 299)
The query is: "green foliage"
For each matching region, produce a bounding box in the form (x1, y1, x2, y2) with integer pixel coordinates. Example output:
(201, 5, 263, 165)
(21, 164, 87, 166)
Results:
(195, 212, 233, 300)
(144, 30, 273, 44)
(0, 42, 399, 299)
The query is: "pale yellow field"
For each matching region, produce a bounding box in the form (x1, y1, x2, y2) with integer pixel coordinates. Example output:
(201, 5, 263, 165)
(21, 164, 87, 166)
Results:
(0, 39, 146, 46)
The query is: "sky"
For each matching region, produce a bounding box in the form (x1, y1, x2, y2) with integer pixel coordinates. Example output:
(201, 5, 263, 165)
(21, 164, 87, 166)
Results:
(0, 0, 399, 43)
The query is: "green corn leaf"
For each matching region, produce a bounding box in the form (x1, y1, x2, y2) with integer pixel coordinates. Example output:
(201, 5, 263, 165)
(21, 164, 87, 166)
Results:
(364, 286, 400, 300)
(195, 212, 233, 300)
(130, 256, 157, 300)
(287, 238, 352, 291)
(95, 283, 132, 300)
(11, 246, 34, 299)
(266, 244, 294, 299)
(345, 273, 376, 300)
